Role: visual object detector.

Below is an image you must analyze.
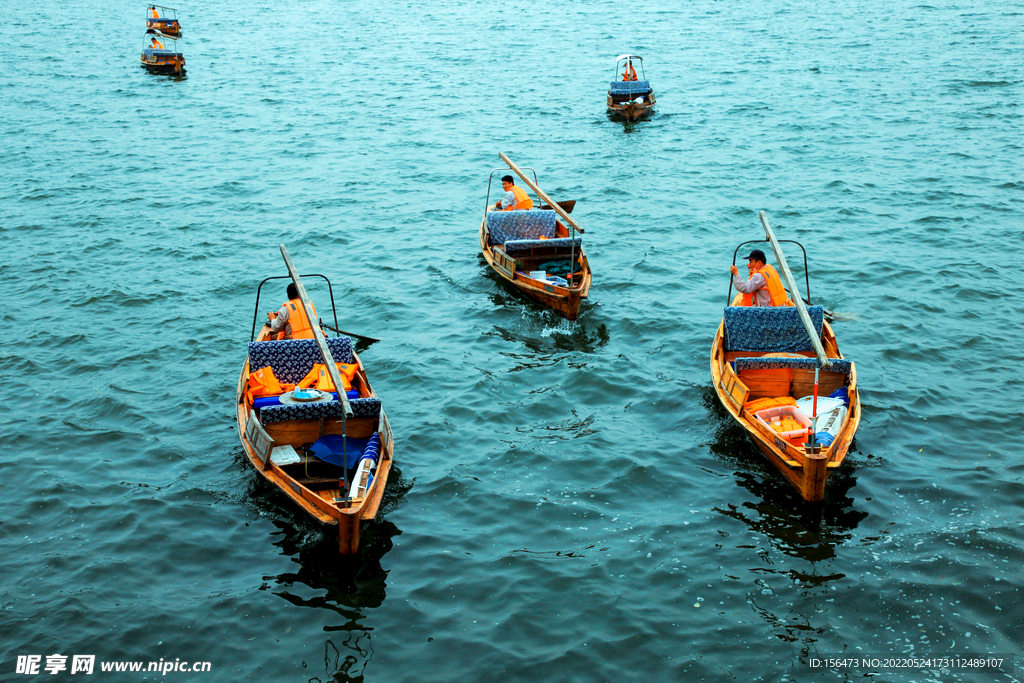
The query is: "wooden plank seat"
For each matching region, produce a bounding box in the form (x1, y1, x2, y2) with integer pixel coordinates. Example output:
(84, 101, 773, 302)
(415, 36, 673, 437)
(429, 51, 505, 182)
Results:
(289, 476, 345, 491)
(734, 355, 851, 400)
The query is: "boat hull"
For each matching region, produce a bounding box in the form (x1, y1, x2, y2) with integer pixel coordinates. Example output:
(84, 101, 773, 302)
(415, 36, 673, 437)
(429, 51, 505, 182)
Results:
(235, 329, 393, 553)
(709, 317, 861, 502)
(607, 93, 656, 121)
(147, 19, 181, 36)
(479, 215, 592, 320)
(140, 52, 185, 75)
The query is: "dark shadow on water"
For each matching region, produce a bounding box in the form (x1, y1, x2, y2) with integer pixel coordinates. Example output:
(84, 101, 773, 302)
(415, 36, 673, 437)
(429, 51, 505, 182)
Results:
(699, 387, 871, 653)
(700, 387, 868, 563)
(238, 458, 412, 681)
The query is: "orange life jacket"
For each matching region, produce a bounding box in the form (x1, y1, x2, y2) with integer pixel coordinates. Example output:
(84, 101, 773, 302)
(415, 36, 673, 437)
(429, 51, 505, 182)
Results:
(623, 64, 637, 81)
(740, 264, 790, 307)
(744, 396, 797, 413)
(297, 362, 359, 393)
(246, 366, 295, 403)
(149, 7, 159, 18)
(150, 38, 164, 49)
(273, 298, 316, 339)
(502, 185, 534, 211)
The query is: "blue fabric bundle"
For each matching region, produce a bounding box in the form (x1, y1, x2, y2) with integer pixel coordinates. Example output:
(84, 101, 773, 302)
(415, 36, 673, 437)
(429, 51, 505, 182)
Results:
(309, 435, 370, 469)
(828, 387, 850, 407)
(358, 434, 381, 466)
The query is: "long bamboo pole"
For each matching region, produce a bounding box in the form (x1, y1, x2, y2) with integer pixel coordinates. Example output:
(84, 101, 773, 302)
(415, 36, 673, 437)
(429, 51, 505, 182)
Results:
(279, 245, 354, 418)
(499, 153, 585, 234)
(280, 244, 354, 505)
(758, 211, 831, 370)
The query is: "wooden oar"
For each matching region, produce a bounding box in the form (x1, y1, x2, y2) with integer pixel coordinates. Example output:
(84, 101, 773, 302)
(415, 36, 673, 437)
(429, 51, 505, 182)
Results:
(758, 211, 830, 370)
(320, 321, 380, 344)
(539, 200, 576, 214)
(280, 245, 353, 419)
(499, 153, 585, 234)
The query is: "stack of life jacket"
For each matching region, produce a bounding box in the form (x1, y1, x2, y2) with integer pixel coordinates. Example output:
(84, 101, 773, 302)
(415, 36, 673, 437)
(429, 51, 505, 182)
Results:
(743, 396, 796, 413)
(245, 366, 295, 404)
(296, 362, 359, 394)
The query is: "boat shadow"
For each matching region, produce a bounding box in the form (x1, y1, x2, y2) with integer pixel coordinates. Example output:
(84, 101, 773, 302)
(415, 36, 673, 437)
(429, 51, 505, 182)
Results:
(699, 386, 868, 562)
(238, 462, 412, 680)
(144, 70, 188, 81)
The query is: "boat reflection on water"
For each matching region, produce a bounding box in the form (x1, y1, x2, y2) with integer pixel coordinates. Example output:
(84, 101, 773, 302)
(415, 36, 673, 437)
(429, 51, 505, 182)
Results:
(241, 462, 411, 681)
(702, 387, 872, 653)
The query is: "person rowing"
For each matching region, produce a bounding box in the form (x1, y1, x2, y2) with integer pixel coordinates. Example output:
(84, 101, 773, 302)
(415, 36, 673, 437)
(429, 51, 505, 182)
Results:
(729, 248, 791, 307)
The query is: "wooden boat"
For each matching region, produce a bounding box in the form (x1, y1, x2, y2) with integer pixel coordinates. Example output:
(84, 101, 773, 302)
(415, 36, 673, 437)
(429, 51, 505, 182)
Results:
(607, 54, 656, 121)
(141, 29, 185, 75)
(145, 5, 181, 36)
(710, 212, 861, 502)
(478, 153, 593, 320)
(235, 245, 394, 554)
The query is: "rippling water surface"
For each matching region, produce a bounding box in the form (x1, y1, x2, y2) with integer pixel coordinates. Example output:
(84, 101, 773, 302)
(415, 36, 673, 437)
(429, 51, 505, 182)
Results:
(2, 0, 1023, 680)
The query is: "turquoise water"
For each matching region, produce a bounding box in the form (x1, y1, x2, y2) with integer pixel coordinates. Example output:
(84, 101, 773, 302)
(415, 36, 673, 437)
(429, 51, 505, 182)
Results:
(2, 0, 1022, 680)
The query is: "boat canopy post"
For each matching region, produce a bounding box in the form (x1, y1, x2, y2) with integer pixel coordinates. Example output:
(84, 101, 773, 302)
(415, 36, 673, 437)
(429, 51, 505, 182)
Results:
(498, 152, 585, 287)
(279, 244, 354, 503)
(758, 211, 831, 370)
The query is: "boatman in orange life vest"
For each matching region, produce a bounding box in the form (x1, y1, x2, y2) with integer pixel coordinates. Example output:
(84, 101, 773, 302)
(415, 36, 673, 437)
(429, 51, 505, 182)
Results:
(730, 249, 792, 307)
(149, 35, 164, 49)
(263, 283, 317, 340)
(493, 175, 534, 211)
(149, 6, 160, 18)
(622, 59, 637, 81)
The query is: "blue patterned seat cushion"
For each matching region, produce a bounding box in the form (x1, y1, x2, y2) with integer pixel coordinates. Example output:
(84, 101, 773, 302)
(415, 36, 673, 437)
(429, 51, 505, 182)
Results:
(143, 49, 182, 57)
(734, 356, 852, 374)
(486, 210, 556, 244)
(260, 397, 382, 424)
(504, 236, 582, 255)
(248, 336, 355, 384)
(723, 305, 825, 353)
(609, 80, 653, 95)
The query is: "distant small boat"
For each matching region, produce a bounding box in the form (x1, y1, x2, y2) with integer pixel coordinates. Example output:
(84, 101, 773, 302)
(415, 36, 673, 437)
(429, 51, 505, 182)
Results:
(141, 28, 185, 75)
(479, 153, 593, 320)
(235, 246, 394, 554)
(607, 54, 656, 121)
(710, 212, 861, 502)
(146, 4, 181, 36)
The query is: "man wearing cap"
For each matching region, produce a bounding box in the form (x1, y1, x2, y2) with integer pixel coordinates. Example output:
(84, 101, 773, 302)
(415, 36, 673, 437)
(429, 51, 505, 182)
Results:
(729, 249, 791, 307)
(493, 175, 534, 211)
